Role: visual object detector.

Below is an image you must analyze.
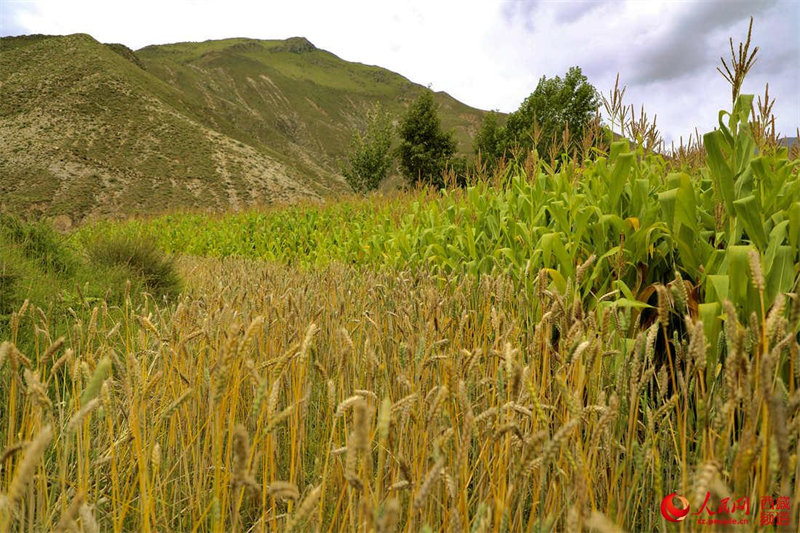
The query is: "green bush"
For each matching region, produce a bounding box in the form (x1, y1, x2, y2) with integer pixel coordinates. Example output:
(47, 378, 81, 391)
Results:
(0, 261, 19, 316)
(340, 105, 394, 193)
(86, 234, 181, 299)
(0, 214, 77, 275)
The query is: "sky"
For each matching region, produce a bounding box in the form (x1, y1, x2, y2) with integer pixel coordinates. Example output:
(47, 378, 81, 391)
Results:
(2, 0, 798, 145)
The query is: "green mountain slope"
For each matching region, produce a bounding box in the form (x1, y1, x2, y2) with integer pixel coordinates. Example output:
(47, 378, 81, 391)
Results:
(0, 33, 486, 223)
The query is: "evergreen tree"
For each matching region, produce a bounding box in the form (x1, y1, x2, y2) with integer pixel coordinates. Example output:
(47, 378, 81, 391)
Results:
(397, 91, 457, 188)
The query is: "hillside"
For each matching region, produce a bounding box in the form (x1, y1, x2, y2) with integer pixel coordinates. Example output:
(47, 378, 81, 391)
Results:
(0, 34, 487, 223)
(780, 135, 798, 149)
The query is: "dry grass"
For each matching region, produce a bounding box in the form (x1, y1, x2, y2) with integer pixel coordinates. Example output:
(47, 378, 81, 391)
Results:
(0, 256, 798, 531)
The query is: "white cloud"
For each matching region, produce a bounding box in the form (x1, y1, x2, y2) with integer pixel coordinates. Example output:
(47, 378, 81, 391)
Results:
(2, 0, 799, 143)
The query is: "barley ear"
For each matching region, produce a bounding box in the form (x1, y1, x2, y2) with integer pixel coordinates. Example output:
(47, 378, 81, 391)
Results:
(3, 425, 54, 519)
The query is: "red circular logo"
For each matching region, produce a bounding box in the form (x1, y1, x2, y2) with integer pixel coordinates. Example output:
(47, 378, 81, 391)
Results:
(661, 493, 690, 522)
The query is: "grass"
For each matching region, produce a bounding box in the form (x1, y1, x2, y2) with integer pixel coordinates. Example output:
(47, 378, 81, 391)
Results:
(77, 191, 420, 266)
(0, 214, 180, 341)
(84, 234, 182, 299)
(0, 266, 19, 316)
(0, 214, 77, 276)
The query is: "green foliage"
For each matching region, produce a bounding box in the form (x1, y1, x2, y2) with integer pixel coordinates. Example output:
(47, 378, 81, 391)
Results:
(0, 263, 18, 316)
(473, 110, 502, 170)
(445, 156, 471, 187)
(0, 214, 178, 338)
(501, 66, 600, 158)
(77, 195, 415, 268)
(85, 234, 182, 299)
(340, 106, 394, 193)
(0, 214, 80, 324)
(397, 91, 458, 188)
(0, 214, 77, 276)
(368, 93, 800, 332)
(695, 94, 800, 316)
(368, 143, 667, 291)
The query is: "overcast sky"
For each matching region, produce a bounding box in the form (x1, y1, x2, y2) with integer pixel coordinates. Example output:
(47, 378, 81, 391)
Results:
(2, 0, 798, 144)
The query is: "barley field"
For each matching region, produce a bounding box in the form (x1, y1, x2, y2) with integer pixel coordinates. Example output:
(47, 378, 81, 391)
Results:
(2, 248, 799, 531)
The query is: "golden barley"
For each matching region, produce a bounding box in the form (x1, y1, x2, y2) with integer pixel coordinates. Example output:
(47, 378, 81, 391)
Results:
(285, 484, 321, 531)
(2, 424, 53, 519)
(748, 249, 765, 292)
(413, 457, 444, 511)
(54, 492, 84, 533)
(268, 481, 300, 500)
(67, 398, 100, 433)
(232, 424, 258, 492)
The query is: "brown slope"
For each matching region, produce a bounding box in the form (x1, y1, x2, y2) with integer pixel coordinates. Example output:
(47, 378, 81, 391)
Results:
(0, 34, 487, 222)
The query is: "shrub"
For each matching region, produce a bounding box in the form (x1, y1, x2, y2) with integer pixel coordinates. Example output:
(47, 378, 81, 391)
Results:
(86, 234, 181, 298)
(0, 214, 77, 276)
(340, 105, 394, 193)
(0, 261, 18, 316)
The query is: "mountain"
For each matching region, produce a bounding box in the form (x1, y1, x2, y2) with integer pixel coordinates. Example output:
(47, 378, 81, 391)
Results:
(0, 33, 486, 223)
(780, 136, 798, 150)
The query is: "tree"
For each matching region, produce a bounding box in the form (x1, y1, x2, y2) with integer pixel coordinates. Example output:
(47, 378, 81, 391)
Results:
(473, 110, 502, 170)
(340, 106, 394, 194)
(397, 91, 457, 188)
(501, 66, 599, 159)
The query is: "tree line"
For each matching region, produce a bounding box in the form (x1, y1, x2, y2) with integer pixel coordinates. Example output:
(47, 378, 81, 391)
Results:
(340, 66, 600, 193)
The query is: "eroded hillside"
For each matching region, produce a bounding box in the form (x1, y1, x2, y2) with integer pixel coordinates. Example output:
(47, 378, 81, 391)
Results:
(0, 34, 486, 222)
